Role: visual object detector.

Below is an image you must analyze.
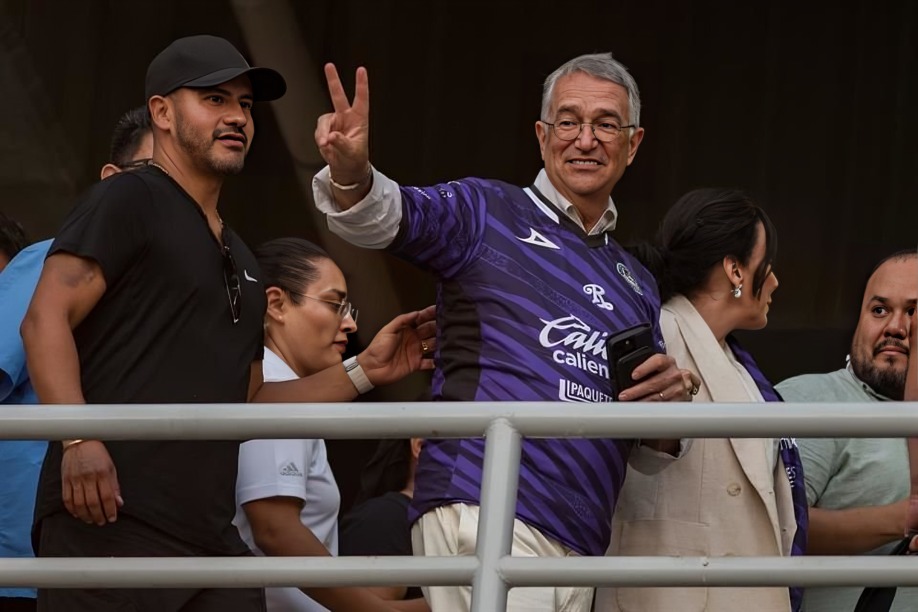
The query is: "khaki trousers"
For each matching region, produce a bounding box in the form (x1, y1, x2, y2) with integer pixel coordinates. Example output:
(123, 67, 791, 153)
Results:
(411, 503, 594, 612)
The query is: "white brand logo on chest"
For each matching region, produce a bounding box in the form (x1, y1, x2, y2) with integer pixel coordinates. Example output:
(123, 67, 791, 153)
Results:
(539, 315, 610, 379)
(583, 284, 614, 311)
(516, 228, 560, 250)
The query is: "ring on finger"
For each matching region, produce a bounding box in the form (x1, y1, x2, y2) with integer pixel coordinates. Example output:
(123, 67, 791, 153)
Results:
(658, 390, 665, 400)
(421, 341, 430, 353)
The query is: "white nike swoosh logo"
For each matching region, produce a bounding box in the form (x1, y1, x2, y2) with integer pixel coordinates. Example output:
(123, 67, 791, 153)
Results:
(244, 270, 258, 282)
(516, 228, 560, 250)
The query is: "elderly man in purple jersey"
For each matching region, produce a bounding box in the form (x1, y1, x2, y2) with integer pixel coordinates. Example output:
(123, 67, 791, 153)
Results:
(311, 53, 699, 611)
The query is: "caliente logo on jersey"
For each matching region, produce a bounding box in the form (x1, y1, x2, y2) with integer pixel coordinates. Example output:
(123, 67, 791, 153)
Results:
(538, 315, 609, 379)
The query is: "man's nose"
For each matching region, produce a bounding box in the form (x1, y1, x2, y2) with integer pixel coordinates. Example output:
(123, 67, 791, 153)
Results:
(885, 311, 909, 338)
(575, 123, 598, 147)
(224, 102, 248, 126)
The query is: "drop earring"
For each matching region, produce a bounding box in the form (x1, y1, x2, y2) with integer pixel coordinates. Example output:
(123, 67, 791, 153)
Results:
(732, 284, 743, 299)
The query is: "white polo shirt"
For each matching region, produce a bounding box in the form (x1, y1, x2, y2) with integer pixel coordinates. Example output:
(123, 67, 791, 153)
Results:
(234, 348, 340, 612)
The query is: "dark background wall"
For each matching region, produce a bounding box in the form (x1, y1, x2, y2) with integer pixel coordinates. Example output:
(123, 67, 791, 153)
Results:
(2, 0, 916, 510)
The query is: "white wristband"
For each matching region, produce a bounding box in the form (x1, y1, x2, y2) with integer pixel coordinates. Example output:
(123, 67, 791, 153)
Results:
(343, 356, 374, 394)
(329, 167, 371, 191)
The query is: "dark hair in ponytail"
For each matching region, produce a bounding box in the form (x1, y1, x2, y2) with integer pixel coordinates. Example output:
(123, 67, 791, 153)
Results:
(254, 237, 332, 303)
(630, 188, 777, 302)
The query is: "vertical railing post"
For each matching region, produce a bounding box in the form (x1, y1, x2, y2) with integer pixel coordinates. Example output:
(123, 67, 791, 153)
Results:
(470, 417, 522, 611)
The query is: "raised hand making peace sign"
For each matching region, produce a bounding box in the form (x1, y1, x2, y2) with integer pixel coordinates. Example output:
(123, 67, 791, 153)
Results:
(315, 63, 372, 202)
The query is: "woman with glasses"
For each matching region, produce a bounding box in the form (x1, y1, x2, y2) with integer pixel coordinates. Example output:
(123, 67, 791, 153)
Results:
(596, 189, 806, 612)
(233, 237, 432, 612)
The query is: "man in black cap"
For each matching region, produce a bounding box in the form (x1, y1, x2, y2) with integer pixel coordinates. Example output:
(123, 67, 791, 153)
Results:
(22, 35, 432, 612)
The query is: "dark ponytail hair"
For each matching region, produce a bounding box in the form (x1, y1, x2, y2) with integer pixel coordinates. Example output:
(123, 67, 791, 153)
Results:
(254, 237, 332, 303)
(630, 188, 777, 302)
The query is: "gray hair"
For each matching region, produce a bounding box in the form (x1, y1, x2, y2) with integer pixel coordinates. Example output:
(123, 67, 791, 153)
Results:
(540, 52, 641, 128)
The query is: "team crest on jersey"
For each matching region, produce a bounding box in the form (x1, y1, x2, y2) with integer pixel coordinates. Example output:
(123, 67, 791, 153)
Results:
(582, 284, 614, 311)
(616, 262, 643, 296)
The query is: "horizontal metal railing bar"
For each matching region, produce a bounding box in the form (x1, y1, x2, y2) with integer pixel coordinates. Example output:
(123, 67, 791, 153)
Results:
(3, 556, 918, 589)
(499, 556, 918, 587)
(0, 557, 478, 589)
(1, 402, 917, 440)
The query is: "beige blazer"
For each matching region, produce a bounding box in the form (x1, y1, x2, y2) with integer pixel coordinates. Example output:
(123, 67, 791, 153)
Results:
(595, 294, 796, 612)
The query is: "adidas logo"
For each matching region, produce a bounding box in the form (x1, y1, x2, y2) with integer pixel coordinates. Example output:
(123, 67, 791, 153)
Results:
(516, 228, 560, 250)
(279, 462, 303, 477)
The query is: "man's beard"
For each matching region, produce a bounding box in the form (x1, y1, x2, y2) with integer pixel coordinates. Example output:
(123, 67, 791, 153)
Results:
(175, 113, 245, 176)
(850, 339, 907, 400)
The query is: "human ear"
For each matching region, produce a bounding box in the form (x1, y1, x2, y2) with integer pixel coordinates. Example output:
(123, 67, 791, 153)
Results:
(626, 126, 645, 165)
(100, 163, 121, 179)
(265, 286, 287, 323)
(722, 256, 743, 285)
(148, 95, 172, 131)
(535, 120, 548, 160)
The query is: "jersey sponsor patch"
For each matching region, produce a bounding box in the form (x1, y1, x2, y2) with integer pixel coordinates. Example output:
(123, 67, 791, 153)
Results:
(558, 378, 613, 403)
(539, 314, 611, 379)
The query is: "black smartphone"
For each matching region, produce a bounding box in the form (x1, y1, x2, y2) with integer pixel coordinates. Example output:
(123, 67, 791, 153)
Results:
(606, 323, 656, 396)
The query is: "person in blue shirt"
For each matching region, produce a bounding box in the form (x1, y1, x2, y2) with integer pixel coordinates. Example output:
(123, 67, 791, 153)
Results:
(0, 105, 152, 612)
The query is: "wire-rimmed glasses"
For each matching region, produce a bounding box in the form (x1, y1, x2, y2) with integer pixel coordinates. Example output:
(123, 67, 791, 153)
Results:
(542, 119, 635, 142)
(291, 292, 358, 323)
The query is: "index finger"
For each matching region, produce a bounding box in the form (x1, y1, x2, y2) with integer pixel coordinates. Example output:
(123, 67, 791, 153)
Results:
(629, 352, 671, 381)
(323, 63, 352, 113)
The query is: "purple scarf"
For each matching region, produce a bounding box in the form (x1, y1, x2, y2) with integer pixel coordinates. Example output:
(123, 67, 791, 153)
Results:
(727, 335, 807, 612)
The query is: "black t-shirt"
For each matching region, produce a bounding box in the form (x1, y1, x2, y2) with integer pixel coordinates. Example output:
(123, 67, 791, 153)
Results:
(339, 491, 423, 600)
(34, 166, 266, 555)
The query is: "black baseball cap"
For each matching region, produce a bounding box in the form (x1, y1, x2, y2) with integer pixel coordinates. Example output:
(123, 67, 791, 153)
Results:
(145, 35, 286, 102)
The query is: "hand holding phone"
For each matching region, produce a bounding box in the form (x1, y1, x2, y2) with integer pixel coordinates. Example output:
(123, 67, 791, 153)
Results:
(606, 323, 656, 397)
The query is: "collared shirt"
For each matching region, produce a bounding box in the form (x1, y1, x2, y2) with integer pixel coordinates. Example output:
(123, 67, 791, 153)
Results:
(777, 363, 911, 612)
(235, 348, 339, 612)
(532, 168, 618, 234)
(315, 165, 665, 557)
(845, 356, 893, 401)
(312, 165, 620, 246)
(776, 361, 892, 403)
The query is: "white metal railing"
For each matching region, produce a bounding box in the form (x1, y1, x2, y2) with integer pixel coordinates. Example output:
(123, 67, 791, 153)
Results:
(2, 402, 918, 611)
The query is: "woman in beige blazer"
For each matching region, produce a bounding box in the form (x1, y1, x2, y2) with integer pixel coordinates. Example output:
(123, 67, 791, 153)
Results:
(595, 188, 807, 612)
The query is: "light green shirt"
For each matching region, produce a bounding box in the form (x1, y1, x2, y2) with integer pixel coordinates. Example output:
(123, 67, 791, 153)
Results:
(777, 365, 912, 612)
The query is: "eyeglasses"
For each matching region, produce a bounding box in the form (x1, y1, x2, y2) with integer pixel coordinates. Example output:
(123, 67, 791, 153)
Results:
(542, 119, 635, 143)
(221, 226, 242, 324)
(292, 293, 359, 323)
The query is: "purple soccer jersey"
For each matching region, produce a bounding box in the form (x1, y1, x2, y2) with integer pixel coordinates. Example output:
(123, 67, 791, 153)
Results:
(391, 177, 664, 557)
